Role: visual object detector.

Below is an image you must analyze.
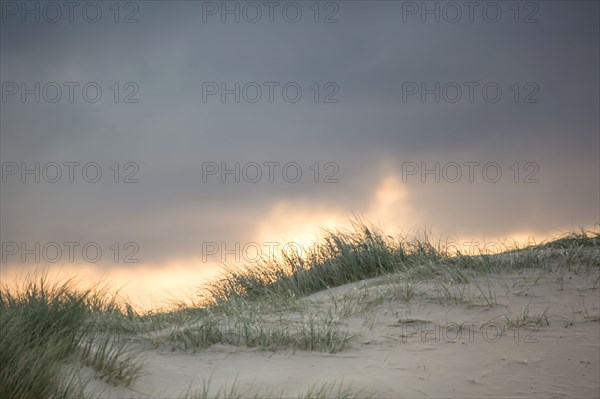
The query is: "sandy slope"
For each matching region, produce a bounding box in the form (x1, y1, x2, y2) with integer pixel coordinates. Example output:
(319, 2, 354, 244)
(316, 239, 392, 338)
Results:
(84, 255, 600, 398)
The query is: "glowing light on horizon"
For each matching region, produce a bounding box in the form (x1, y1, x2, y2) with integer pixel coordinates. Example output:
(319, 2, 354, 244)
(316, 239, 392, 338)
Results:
(1, 258, 223, 312)
(2, 171, 592, 310)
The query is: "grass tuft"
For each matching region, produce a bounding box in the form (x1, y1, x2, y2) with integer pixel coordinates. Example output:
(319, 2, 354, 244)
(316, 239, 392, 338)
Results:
(0, 271, 141, 398)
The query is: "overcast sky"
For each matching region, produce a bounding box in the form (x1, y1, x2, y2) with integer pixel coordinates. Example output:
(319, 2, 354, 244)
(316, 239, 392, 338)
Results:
(1, 1, 598, 304)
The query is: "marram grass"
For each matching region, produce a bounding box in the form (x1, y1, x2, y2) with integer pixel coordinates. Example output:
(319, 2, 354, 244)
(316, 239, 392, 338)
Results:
(1, 220, 598, 398)
(0, 271, 141, 398)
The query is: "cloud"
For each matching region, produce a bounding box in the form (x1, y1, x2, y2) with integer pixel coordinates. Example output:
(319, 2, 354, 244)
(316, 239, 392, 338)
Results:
(1, 1, 598, 304)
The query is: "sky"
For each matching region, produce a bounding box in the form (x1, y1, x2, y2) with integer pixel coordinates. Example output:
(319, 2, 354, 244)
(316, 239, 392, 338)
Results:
(1, 0, 599, 308)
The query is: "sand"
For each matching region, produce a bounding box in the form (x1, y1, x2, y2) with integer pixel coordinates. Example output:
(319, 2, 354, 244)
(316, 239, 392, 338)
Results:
(82, 253, 600, 398)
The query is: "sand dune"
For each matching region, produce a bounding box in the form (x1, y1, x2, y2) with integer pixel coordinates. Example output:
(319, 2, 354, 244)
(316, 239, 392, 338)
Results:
(3, 230, 598, 398)
(82, 250, 599, 398)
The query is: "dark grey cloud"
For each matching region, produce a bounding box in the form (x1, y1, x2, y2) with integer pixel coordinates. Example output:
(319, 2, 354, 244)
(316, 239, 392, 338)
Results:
(1, 1, 598, 272)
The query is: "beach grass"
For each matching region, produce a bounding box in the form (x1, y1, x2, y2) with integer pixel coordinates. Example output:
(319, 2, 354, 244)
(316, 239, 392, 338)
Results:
(0, 272, 141, 398)
(1, 220, 598, 398)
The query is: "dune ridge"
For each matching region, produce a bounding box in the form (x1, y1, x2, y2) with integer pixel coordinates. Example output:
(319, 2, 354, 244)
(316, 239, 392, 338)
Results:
(1, 222, 599, 398)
